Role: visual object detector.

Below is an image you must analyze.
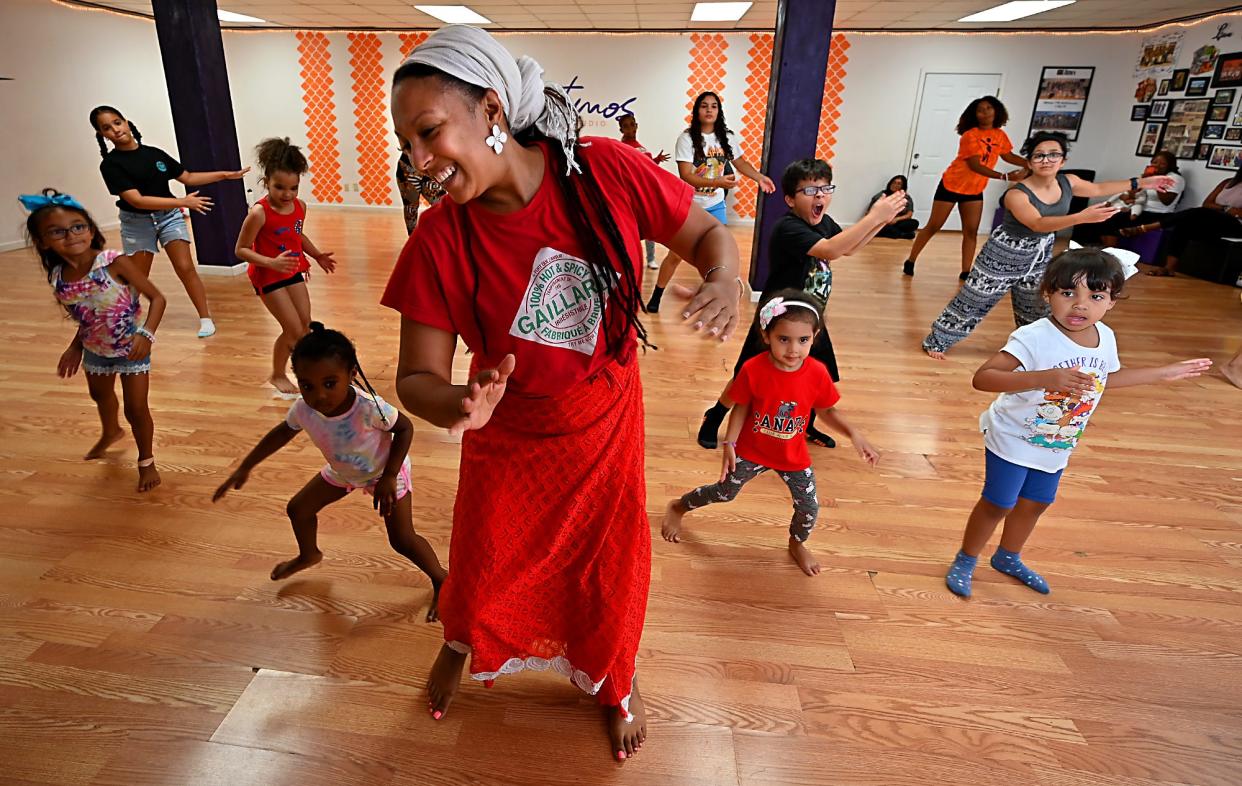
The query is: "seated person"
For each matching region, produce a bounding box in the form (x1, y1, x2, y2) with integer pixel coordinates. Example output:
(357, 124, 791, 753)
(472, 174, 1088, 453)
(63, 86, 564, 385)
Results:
(1087, 151, 1183, 246)
(1124, 167, 1242, 276)
(869, 175, 919, 239)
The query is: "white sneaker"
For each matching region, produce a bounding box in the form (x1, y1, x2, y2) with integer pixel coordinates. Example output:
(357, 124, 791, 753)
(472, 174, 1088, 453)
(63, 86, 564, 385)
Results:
(646, 258, 659, 269)
(197, 318, 217, 338)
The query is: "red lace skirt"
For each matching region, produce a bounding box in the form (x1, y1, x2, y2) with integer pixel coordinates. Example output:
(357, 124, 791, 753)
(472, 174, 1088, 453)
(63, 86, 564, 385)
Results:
(440, 359, 650, 719)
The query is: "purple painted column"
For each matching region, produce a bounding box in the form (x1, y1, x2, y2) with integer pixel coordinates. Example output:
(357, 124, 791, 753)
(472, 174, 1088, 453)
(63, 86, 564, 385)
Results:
(750, 0, 838, 290)
(151, 0, 247, 267)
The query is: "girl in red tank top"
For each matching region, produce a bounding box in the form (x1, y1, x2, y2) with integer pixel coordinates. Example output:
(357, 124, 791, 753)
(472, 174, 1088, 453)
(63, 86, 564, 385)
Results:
(234, 138, 338, 395)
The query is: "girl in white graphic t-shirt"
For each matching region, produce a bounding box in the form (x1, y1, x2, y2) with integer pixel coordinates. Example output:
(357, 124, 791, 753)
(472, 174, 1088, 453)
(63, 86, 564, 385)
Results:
(646, 91, 776, 312)
(944, 249, 1211, 598)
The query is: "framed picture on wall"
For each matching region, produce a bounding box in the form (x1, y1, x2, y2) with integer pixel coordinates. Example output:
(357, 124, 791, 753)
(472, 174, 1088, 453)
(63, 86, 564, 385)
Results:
(1158, 80, 1171, 96)
(1135, 121, 1165, 156)
(1207, 144, 1242, 170)
(1209, 105, 1230, 122)
(1164, 98, 1211, 159)
(1199, 143, 1212, 160)
(1204, 124, 1226, 139)
(1213, 88, 1236, 105)
(1187, 77, 1210, 97)
(1211, 51, 1242, 88)
(1131, 105, 1149, 121)
(1226, 127, 1242, 141)
(1150, 99, 1171, 119)
(1029, 66, 1095, 141)
(1171, 69, 1190, 91)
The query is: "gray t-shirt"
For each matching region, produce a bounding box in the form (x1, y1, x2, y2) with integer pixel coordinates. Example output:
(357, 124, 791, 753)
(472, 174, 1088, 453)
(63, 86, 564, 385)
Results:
(1000, 173, 1072, 239)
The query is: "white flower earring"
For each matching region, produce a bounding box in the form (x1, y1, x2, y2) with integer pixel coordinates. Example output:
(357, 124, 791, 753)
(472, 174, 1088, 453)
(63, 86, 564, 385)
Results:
(486, 124, 508, 155)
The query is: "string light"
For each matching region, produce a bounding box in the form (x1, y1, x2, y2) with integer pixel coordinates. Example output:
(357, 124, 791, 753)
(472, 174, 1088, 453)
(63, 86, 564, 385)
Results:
(49, 0, 1242, 38)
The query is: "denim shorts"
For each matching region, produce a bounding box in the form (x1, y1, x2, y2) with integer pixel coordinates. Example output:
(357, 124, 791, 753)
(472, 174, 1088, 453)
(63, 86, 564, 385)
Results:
(118, 208, 191, 255)
(83, 348, 151, 376)
(981, 448, 1063, 508)
(706, 200, 728, 225)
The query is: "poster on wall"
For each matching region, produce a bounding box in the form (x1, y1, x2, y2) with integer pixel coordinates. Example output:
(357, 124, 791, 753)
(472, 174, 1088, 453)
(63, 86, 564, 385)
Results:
(1190, 44, 1221, 76)
(1208, 144, 1242, 170)
(1164, 98, 1211, 159)
(1029, 66, 1094, 141)
(1135, 121, 1166, 157)
(1135, 31, 1183, 79)
(1212, 51, 1242, 88)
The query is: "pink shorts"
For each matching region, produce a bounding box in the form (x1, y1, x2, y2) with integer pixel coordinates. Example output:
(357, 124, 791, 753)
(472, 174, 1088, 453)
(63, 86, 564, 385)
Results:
(320, 458, 412, 499)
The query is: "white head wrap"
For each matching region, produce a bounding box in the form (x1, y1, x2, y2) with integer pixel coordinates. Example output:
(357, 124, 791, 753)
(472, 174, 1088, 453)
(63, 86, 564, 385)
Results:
(399, 25, 582, 174)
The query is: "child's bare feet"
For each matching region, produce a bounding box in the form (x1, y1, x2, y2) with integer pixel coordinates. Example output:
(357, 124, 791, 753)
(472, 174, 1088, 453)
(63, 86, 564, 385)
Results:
(270, 551, 323, 580)
(607, 678, 647, 762)
(85, 429, 125, 460)
(788, 538, 821, 576)
(1222, 358, 1242, 390)
(427, 643, 467, 720)
(925, 348, 946, 360)
(270, 375, 299, 396)
(661, 499, 688, 543)
(137, 463, 161, 493)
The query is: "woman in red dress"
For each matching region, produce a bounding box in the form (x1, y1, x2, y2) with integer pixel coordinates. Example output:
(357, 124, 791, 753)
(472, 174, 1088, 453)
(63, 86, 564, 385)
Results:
(381, 26, 743, 762)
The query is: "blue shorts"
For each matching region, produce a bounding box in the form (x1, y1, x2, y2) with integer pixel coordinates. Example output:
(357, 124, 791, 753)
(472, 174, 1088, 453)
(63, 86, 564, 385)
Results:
(118, 208, 191, 255)
(705, 200, 728, 225)
(83, 348, 151, 376)
(981, 448, 1063, 508)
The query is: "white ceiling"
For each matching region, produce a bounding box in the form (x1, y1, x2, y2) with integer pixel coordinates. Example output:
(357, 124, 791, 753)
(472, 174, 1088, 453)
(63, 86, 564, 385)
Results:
(77, 0, 1239, 31)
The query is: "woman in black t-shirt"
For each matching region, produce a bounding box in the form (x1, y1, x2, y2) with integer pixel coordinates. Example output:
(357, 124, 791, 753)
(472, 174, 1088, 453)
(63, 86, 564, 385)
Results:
(91, 106, 248, 338)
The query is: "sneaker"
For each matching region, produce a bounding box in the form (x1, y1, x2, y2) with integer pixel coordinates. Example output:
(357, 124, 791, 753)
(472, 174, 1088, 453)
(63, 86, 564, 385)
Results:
(646, 257, 659, 270)
(903, 260, 915, 276)
(197, 318, 217, 338)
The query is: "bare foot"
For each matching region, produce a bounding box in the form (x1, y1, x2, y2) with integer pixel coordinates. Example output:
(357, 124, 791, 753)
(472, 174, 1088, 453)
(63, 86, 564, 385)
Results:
(667, 283, 697, 300)
(137, 463, 161, 493)
(1146, 267, 1173, 277)
(661, 499, 687, 543)
(925, 347, 946, 360)
(270, 375, 299, 395)
(1222, 361, 1242, 390)
(427, 643, 467, 720)
(425, 581, 442, 623)
(270, 552, 323, 581)
(788, 538, 822, 576)
(606, 678, 647, 762)
(84, 429, 125, 460)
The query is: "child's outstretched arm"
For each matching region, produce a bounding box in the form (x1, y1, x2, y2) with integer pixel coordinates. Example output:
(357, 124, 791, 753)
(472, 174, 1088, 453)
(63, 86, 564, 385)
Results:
(177, 168, 250, 187)
(1108, 358, 1212, 388)
(213, 423, 299, 501)
(972, 350, 1096, 397)
(719, 399, 745, 482)
(813, 407, 880, 466)
(373, 412, 414, 519)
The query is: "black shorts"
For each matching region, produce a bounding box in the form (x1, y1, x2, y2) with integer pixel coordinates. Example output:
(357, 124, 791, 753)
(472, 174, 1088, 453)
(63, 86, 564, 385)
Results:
(933, 180, 984, 204)
(255, 271, 306, 296)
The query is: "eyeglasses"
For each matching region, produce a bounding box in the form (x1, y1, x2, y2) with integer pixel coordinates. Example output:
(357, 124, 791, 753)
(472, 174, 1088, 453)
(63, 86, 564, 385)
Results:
(798, 185, 837, 196)
(1030, 152, 1065, 163)
(45, 223, 90, 240)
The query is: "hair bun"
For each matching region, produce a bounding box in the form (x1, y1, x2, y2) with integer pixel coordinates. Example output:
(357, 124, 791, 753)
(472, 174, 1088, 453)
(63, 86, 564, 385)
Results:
(308, 321, 325, 333)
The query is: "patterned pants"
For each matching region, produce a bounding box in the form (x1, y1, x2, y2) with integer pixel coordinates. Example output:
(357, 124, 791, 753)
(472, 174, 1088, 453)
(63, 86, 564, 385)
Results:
(922, 229, 1054, 354)
(680, 458, 820, 542)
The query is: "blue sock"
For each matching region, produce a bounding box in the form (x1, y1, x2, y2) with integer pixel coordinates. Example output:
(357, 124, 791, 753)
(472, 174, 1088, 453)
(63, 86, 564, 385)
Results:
(990, 547, 1050, 594)
(945, 551, 978, 597)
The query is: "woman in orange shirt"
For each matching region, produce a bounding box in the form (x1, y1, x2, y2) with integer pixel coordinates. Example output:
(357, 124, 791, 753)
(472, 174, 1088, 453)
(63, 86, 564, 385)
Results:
(902, 96, 1029, 279)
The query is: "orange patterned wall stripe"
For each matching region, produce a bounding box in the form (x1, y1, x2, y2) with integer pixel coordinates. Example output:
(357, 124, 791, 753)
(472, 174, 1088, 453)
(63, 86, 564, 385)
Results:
(398, 32, 429, 59)
(296, 31, 343, 204)
(736, 33, 773, 219)
(816, 34, 851, 163)
(685, 33, 728, 122)
(348, 32, 391, 206)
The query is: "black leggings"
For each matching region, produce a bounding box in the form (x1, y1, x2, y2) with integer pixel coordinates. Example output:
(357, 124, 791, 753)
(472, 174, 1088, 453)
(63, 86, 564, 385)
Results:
(877, 218, 921, 238)
(1157, 207, 1242, 258)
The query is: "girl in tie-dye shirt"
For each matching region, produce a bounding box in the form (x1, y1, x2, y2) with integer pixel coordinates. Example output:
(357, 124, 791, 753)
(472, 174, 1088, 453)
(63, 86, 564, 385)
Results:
(22, 189, 167, 493)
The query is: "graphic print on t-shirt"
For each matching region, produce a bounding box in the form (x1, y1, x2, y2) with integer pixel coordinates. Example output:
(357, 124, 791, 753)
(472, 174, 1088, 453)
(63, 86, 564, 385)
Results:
(804, 262, 832, 302)
(1023, 369, 1105, 451)
(693, 141, 730, 195)
(752, 399, 807, 441)
(510, 246, 613, 356)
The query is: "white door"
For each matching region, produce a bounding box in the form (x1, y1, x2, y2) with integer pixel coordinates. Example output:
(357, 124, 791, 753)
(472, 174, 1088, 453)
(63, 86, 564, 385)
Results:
(908, 73, 1003, 231)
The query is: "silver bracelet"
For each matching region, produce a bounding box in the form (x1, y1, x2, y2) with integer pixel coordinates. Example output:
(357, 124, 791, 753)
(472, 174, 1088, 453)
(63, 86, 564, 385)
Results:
(134, 327, 156, 343)
(703, 264, 728, 280)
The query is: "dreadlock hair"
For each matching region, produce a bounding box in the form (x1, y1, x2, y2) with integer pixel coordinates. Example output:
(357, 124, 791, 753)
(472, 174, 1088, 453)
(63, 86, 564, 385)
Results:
(687, 91, 734, 165)
(24, 189, 108, 296)
(1040, 248, 1127, 300)
(291, 322, 389, 423)
(391, 63, 651, 359)
(89, 105, 143, 157)
(757, 288, 824, 335)
(956, 96, 1009, 135)
(254, 137, 309, 182)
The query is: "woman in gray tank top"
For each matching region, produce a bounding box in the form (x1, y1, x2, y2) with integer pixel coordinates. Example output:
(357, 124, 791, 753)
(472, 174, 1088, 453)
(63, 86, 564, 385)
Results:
(922, 132, 1175, 358)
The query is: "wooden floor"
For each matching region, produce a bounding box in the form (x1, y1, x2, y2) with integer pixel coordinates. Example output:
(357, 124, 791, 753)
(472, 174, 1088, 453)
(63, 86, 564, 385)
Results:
(2, 209, 1241, 786)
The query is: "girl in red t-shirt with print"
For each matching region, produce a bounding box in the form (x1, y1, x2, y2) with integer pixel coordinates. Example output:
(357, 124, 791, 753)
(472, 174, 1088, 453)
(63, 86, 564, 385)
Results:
(234, 138, 337, 395)
(662, 290, 880, 576)
(903, 96, 1029, 279)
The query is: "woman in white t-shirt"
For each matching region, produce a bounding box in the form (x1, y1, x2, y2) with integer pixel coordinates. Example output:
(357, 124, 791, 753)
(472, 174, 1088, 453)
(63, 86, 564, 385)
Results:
(645, 91, 775, 312)
(1092, 150, 1184, 247)
(1124, 167, 1242, 276)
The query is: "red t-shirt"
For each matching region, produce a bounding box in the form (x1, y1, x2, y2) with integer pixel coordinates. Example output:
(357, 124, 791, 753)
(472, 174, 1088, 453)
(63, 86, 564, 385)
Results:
(381, 137, 692, 397)
(730, 354, 841, 472)
(248, 196, 309, 290)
